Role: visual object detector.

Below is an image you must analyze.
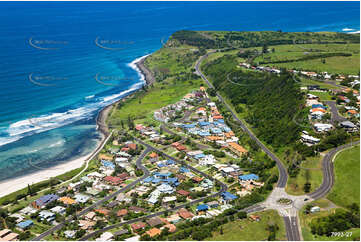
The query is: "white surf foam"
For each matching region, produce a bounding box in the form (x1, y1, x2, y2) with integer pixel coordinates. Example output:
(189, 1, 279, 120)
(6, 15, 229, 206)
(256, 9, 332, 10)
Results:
(342, 28, 355, 32)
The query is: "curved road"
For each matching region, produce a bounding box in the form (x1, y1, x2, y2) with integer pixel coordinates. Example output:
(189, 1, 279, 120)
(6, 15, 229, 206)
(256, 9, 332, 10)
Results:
(324, 101, 347, 124)
(309, 141, 359, 199)
(195, 52, 288, 188)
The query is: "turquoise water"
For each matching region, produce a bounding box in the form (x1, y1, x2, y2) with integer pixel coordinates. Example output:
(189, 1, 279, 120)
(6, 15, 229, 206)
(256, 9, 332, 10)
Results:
(0, 1, 359, 180)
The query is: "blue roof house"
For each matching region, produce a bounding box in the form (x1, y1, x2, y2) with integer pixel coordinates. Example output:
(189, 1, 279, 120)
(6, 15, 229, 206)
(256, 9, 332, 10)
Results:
(154, 172, 172, 179)
(198, 131, 211, 136)
(17, 220, 33, 230)
(221, 192, 238, 202)
(239, 174, 259, 181)
(32, 194, 59, 209)
(194, 153, 206, 160)
(101, 160, 115, 169)
(198, 121, 210, 127)
(166, 160, 176, 165)
(196, 204, 209, 212)
(143, 177, 153, 183)
(179, 167, 190, 173)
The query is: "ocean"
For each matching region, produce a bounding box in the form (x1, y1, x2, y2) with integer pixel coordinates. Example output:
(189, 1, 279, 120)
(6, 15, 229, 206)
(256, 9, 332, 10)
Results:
(0, 1, 359, 181)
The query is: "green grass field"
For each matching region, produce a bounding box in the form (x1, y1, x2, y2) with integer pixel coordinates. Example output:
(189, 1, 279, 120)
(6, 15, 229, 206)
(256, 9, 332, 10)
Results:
(327, 145, 360, 207)
(205, 210, 286, 241)
(254, 43, 360, 75)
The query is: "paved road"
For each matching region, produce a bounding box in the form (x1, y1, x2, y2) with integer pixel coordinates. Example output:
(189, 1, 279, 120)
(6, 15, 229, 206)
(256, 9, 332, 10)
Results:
(308, 141, 359, 199)
(284, 216, 301, 241)
(324, 101, 347, 124)
(32, 148, 152, 241)
(195, 52, 288, 188)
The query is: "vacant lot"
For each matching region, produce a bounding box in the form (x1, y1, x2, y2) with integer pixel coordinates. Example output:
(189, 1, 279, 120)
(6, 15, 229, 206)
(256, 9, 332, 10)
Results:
(205, 210, 286, 241)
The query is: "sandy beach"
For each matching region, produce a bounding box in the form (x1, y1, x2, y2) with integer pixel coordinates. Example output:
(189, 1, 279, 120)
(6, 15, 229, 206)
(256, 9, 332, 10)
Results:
(0, 54, 153, 199)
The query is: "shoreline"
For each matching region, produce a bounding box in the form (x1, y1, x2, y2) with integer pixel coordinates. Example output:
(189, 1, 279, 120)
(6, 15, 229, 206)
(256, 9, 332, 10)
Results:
(0, 54, 154, 199)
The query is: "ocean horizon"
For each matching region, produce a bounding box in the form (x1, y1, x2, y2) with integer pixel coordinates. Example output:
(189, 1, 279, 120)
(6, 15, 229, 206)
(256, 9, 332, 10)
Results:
(0, 1, 359, 181)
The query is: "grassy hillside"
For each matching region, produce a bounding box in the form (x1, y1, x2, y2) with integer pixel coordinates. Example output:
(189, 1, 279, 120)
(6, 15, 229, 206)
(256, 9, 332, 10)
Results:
(328, 145, 360, 207)
(254, 43, 360, 74)
(108, 46, 203, 126)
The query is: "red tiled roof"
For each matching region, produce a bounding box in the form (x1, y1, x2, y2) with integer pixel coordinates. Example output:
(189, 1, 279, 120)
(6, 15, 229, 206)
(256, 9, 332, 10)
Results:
(131, 222, 146, 231)
(117, 209, 128, 217)
(177, 190, 190, 196)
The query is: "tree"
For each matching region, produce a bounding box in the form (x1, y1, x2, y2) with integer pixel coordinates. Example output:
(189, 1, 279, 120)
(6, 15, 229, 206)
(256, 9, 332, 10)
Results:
(27, 184, 32, 196)
(262, 44, 268, 54)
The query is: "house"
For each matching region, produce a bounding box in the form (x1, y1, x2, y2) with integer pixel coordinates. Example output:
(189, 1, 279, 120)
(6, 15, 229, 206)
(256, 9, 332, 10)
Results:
(64, 230, 76, 239)
(19, 206, 37, 216)
(31, 194, 59, 209)
(146, 217, 164, 227)
(177, 190, 190, 197)
(94, 208, 110, 216)
(310, 206, 321, 213)
(167, 214, 182, 224)
(101, 160, 115, 170)
(117, 209, 128, 217)
(221, 192, 238, 202)
(249, 215, 260, 221)
(0, 229, 18, 241)
(146, 228, 161, 237)
(131, 222, 146, 231)
(99, 154, 113, 161)
(163, 196, 177, 203)
(129, 206, 146, 214)
(347, 109, 358, 116)
(74, 194, 90, 203)
(113, 229, 129, 237)
(96, 232, 114, 241)
(314, 123, 333, 132)
(177, 208, 194, 220)
(192, 176, 203, 183)
(162, 224, 176, 233)
(104, 176, 123, 185)
(228, 142, 248, 156)
(78, 220, 95, 230)
(196, 204, 209, 212)
(16, 220, 33, 231)
(157, 184, 175, 194)
(340, 121, 358, 132)
(116, 193, 132, 203)
(85, 211, 96, 220)
(207, 201, 219, 208)
(59, 196, 76, 205)
(149, 152, 159, 162)
(9, 213, 24, 223)
(239, 174, 259, 181)
(301, 134, 320, 145)
(50, 206, 66, 215)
